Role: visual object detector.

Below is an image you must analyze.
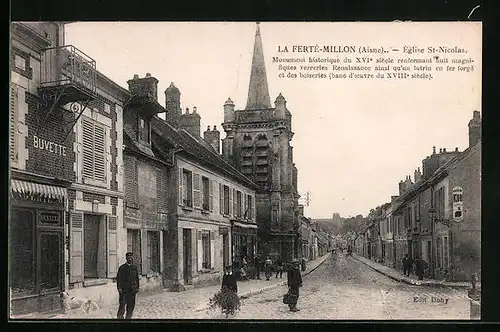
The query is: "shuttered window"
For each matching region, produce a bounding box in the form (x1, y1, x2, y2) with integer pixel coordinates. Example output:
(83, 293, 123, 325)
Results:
(193, 173, 201, 209)
(82, 118, 107, 183)
(219, 183, 223, 214)
(10, 85, 18, 164)
(201, 231, 210, 269)
(202, 176, 210, 211)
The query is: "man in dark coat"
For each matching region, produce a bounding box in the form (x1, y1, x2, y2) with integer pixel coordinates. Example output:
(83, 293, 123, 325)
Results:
(275, 258, 284, 278)
(402, 254, 409, 277)
(221, 265, 238, 293)
(414, 255, 428, 280)
(254, 254, 262, 280)
(286, 259, 303, 312)
(116, 252, 140, 319)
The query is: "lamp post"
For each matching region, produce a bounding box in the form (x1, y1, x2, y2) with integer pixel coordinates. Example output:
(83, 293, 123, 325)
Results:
(428, 207, 436, 279)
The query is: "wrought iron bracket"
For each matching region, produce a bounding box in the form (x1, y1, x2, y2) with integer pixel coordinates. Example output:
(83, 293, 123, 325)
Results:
(61, 98, 92, 142)
(38, 85, 68, 125)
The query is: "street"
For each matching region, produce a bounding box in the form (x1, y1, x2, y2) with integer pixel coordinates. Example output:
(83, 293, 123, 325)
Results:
(120, 252, 469, 320)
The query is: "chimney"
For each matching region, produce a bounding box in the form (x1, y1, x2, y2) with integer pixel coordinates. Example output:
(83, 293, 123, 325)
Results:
(127, 73, 159, 101)
(439, 148, 442, 153)
(179, 106, 201, 137)
(443, 148, 447, 153)
(455, 147, 459, 152)
(414, 167, 422, 183)
(165, 82, 181, 127)
(433, 146, 436, 154)
(468, 110, 481, 147)
(203, 125, 221, 153)
(398, 180, 405, 195)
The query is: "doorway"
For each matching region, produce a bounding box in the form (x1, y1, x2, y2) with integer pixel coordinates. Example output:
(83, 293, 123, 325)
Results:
(182, 229, 192, 285)
(84, 215, 100, 279)
(222, 233, 229, 270)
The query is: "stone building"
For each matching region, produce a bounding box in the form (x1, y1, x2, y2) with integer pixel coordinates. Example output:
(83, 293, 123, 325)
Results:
(10, 22, 127, 315)
(220, 23, 300, 262)
(130, 75, 258, 291)
(390, 111, 481, 281)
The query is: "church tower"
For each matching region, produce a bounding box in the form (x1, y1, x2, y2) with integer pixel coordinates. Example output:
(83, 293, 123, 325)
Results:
(222, 23, 300, 262)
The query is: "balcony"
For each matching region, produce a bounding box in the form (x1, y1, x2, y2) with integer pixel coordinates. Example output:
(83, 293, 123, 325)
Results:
(39, 45, 96, 107)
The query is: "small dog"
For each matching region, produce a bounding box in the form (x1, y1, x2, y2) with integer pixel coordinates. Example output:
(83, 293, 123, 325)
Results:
(60, 292, 100, 314)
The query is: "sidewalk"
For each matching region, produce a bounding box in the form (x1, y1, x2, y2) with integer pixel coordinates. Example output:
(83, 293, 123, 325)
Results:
(13, 252, 331, 319)
(352, 253, 475, 289)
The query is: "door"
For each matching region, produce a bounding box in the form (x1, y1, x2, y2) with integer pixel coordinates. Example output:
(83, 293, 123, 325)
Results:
(84, 215, 100, 278)
(408, 240, 413, 259)
(222, 234, 229, 270)
(38, 232, 63, 293)
(183, 229, 192, 284)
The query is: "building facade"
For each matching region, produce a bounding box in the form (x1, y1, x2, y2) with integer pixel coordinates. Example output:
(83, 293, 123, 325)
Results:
(221, 23, 300, 262)
(9, 22, 127, 315)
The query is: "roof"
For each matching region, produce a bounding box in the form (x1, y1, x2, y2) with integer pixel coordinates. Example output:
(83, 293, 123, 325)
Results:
(393, 141, 481, 213)
(123, 131, 171, 167)
(151, 116, 258, 189)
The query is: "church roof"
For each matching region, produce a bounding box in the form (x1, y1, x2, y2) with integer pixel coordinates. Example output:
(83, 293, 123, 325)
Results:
(245, 23, 272, 110)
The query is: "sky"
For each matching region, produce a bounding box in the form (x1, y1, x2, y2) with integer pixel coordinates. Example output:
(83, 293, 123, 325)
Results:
(64, 22, 481, 219)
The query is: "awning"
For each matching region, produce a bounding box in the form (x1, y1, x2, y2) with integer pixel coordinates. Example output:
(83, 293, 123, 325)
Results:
(11, 179, 67, 204)
(232, 221, 258, 229)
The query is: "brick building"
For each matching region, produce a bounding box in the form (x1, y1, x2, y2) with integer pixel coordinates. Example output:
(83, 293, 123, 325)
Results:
(125, 74, 258, 291)
(220, 23, 301, 262)
(9, 22, 127, 315)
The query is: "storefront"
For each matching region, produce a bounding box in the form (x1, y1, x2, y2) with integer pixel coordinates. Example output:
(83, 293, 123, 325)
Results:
(231, 220, 258, 274)
(10, 179, 67, 316)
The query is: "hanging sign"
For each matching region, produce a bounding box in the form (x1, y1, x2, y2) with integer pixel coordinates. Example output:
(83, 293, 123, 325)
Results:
(452, 186, 464, 222)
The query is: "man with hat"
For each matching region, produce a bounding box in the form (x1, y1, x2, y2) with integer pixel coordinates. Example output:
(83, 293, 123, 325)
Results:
(116, 252, 140, 319)
(286, 258, 303, 312)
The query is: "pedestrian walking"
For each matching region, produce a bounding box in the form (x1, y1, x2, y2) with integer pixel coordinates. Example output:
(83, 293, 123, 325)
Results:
(116, 252, 140, 319)
(264, 256, 273, 281)
(254, 254, 262, 279)
(221, 265, 238, 293)
(402, 254, 409, 277)
(286, 259, 303, 312)
(275, 258, 284, 278)
(414, 255, 427, 280)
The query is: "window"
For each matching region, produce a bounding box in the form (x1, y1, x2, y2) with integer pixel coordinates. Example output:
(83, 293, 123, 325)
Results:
(14, 54, 26, 70)
(147, 231, 160, 274)
(236, 191, 242, 217)
(182, 169, 193, 207)
(10, 210, 35, 295)
(139, 117, 150, 144)
(223, 185, 230, 215)
(407, 206, 412, 228)
(82, 118, 107, 183)
(201, 232, 210, 269)
(436, 237, 442, 269)
(434, 187, 445, 219)
(272, 209, 279, 223)
(202, 176, 210, 211)
(83, 214, 106, 279)
(246, 195, 253, 220)
(127, 229, 142, 274)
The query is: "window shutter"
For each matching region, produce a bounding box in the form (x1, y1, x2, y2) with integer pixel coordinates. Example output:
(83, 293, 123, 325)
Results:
(10, 85, 18, 164)
(209, 180, 214, 211)
(94, 124, 106, 182)
(219, 183, 223, 214)
(193, 173, 201, 208)
(141, 229, 149, 275)
(69, 211, 84, 283)
(107, 215, 118, 278)
(178, 168, 183, 205)
(197, 231, 203, 271)
(210, 231, 216, 269)
(233, 189, 237, 217)
(229, 187, 233, 216)
(253, 196, 256, 221)
(244, 195, 248, 219)
(82, 119, 94, 179)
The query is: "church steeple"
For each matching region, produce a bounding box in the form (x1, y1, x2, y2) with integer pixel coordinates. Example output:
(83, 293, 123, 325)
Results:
(245, 23, 272, 110)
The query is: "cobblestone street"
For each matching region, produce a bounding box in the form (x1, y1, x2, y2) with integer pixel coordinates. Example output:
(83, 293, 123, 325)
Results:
(192, 252, 470, 320)
(56, 252, 470, 320)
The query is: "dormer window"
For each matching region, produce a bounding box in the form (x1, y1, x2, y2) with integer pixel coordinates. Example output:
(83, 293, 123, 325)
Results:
(139, 116, 150, 144)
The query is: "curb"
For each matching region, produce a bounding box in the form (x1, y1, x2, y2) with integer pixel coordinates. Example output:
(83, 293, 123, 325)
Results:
(196, 253, 331, 312)
(351, 254, 471, 289)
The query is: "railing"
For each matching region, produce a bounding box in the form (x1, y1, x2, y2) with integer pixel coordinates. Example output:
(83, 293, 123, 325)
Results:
(40, 45, 96, 94)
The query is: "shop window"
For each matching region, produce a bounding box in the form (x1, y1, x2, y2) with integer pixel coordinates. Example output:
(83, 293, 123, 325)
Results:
(201, 232, 210, 269)
(147, 231, 160, 273)
(40, 233, 61, 291)
(10, 209, 35, 295)
(83, 214, 106, 279)
(82, 118, 107, 183)
(127, 229, 142, 275)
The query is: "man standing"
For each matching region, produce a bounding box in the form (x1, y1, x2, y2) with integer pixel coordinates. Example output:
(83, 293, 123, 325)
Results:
(253, 254, 261, 280)
(117, 252, 140, 319)
(286, 259, 303, 312)
(221, 265, 238, 293)
(402, 254, 409, 277)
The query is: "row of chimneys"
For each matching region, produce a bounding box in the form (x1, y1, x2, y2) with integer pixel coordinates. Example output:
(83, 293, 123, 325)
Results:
(397, 111, 481, 196)
(127, 73, 221, 153)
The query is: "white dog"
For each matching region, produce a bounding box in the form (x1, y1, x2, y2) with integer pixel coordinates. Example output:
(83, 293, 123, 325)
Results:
(60, 292, 100, 314)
